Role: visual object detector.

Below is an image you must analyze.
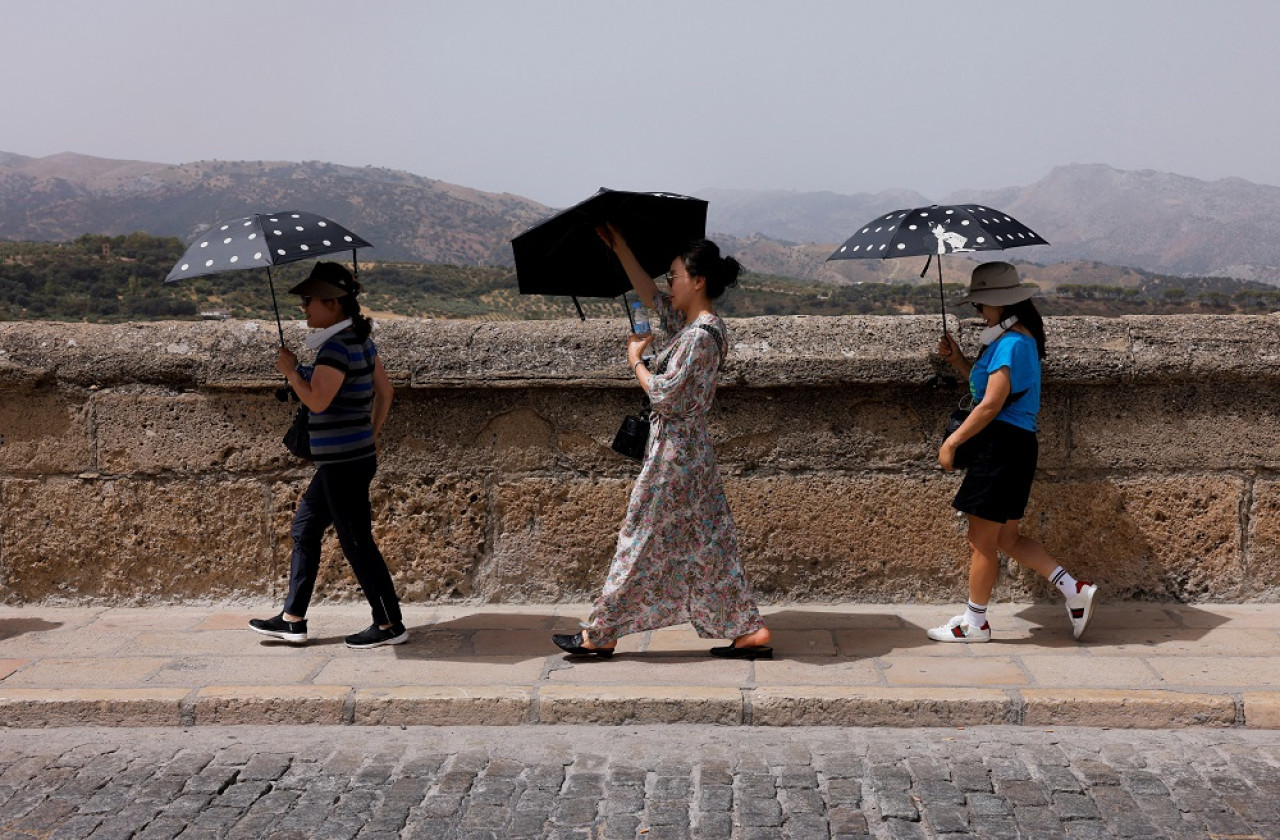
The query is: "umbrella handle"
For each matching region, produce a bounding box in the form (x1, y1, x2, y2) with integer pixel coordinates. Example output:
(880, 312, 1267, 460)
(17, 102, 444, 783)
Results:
(267, 266, 285, 346)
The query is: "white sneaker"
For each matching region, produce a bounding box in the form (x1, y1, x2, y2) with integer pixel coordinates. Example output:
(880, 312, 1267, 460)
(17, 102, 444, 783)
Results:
(927, 615, 991, 643)
(1066, 581, 1098, 640)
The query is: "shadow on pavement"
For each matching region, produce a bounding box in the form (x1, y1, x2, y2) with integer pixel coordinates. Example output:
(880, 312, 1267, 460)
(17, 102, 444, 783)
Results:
(0, 618, 63, 641)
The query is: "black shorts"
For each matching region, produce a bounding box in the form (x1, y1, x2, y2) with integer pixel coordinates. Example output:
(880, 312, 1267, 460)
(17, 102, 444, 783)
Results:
(951, 421, 1038, 524)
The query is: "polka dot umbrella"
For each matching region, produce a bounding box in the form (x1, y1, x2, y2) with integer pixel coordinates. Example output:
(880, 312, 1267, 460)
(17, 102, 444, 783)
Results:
(826, 204, 1048, 333)
(164, 211, 372, 343)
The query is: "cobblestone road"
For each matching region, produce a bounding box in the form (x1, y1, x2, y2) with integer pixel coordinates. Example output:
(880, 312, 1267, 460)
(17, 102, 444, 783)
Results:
(1, 725, 1277, 839)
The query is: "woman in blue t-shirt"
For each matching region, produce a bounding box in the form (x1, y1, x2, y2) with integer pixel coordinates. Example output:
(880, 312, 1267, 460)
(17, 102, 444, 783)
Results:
(930, 262, 1098, 643)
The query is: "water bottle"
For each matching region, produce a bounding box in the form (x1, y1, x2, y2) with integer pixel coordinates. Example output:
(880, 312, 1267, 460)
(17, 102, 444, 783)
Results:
(630, 300, 651, 335)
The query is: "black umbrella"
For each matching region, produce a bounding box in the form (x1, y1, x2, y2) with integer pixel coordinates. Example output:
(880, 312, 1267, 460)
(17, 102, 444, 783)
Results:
(511, 188, 708, 318)
(826, 204, 1048, 332)
(165, 210, 373, 343)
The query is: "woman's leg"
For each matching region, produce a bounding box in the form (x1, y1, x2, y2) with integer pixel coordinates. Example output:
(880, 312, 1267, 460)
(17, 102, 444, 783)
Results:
(995, 520, 1058, 578)
(322, 459, 402, 627)
(283, 471, 334, 621)
(966, 515, 1005, 606)
(998, 521, 1098, 638)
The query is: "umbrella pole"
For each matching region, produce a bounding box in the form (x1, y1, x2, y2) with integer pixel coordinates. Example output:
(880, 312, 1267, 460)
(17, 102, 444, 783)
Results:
(936, 256, 947, 335)
(571, 296, 586, 321)
(621, 292, 634, 328)
(352, 249, 359, 280)
(267, 266, 285, 345)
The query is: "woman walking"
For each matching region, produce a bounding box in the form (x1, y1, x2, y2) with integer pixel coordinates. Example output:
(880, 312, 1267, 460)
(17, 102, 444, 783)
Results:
(931, 261, 1097, 643)
(552, 225, 772, 659)
(249, 261, 406, 649)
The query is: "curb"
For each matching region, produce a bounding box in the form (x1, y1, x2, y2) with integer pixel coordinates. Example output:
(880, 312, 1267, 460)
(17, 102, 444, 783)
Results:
(0, 686, 1268, 729)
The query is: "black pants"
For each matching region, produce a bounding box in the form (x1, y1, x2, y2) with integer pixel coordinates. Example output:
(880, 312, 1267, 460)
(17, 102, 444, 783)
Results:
(284, 457, 402, 626)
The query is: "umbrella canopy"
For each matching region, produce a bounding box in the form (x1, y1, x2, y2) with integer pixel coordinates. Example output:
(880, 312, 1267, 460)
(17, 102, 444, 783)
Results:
(165, 210, 372, 343)
(164, 211, 372, 283)
(826, 204, 1049, 332)
(512, 189, 708, 301)
(827, 204, 1048, 262)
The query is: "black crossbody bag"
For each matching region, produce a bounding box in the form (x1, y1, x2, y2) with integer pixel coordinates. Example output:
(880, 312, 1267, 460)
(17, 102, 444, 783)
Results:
(611, 323, 726, 460)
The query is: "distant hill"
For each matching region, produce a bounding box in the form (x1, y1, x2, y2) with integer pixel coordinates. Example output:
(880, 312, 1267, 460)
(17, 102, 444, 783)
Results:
(705, 165, 1280, 284)
(4, 154, 1280, 285)
(0, 152, 551, 266)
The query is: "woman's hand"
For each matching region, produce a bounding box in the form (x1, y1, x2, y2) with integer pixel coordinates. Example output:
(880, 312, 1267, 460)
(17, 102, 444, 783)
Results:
(937, 332, 972, 376)
(627, 331, 654, 367)
(937, 332, 963, 363)
(276, 346, 299, 378)
(596, 222, 625, 252)
(938, 438, 958, 472)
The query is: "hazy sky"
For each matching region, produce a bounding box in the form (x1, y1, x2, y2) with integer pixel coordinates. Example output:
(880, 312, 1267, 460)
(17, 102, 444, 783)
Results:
(6, 1, 1278, 207)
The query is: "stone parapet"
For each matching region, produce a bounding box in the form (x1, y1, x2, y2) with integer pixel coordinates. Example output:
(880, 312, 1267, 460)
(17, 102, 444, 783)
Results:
(2, 313, 1278, 604)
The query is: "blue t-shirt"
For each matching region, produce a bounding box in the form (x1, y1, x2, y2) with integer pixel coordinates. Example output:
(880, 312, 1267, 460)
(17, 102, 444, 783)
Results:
(969, 331, 1041, 432)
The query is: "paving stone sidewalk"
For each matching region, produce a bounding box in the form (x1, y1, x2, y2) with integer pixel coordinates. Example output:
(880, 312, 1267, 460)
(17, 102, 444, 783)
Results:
(1, 602, 1278, 728)
(3, 724, 1280, 839)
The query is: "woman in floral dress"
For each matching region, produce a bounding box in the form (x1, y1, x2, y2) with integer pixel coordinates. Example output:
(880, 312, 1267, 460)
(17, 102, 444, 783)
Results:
(552, 225, 773, 660)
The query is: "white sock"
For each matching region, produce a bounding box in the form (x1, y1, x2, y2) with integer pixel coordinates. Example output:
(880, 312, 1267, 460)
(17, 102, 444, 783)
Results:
(963, 601, 988, 629)
(1050, 566, 1078, 598)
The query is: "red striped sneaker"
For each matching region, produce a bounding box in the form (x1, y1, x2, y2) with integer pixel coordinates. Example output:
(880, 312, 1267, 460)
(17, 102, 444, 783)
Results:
(927, 615, 991, 643)
(1066, 582, 1098, 640)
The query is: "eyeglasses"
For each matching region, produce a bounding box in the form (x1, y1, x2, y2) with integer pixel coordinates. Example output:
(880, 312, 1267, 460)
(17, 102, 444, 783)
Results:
(664, 270, 688, 286)
(970, 302, 985, 312)
(299, 296, 313, 307)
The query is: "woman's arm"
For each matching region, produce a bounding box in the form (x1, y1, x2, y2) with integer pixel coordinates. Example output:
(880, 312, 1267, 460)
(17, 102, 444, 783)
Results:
(277, 347, 343, 413)
(599, 223, 660, 308)
(938, 367, 1011, 471)
(371, 356, 394, 448)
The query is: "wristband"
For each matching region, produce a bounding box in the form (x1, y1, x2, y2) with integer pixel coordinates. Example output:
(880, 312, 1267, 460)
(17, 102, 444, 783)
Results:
(633, 360, 645, 372)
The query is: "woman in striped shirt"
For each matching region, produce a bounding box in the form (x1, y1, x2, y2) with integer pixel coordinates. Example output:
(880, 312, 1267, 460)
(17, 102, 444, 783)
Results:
(249, 262, 405, 650)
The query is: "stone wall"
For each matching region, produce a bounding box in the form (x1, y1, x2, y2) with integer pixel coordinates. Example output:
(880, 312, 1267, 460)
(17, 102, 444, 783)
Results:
(2, 313, 1279, 606)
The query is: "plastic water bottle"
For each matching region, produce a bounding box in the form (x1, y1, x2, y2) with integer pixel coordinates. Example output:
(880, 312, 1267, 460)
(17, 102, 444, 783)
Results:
(630, 301, 651, 335)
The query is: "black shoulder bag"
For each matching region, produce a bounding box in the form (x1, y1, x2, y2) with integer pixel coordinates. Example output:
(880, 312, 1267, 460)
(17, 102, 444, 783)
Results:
(611, 323, 726, 460)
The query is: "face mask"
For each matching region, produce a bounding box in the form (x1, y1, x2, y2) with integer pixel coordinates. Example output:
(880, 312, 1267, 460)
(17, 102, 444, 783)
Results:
(978, 314, 1018, 347)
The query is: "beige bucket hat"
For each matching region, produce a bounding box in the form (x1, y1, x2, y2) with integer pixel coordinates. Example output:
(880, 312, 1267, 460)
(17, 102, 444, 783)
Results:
(960, 261, 1037, 306)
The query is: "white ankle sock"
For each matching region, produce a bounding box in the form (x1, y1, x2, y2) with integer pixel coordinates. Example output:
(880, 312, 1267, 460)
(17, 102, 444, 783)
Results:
(1050, 566, 1079, 598)
(963, 602, 988, 629)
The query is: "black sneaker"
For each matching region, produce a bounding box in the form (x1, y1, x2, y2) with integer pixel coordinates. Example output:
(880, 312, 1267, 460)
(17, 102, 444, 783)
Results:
(249, 613, 308, 644)
(345, 622, 408, 649)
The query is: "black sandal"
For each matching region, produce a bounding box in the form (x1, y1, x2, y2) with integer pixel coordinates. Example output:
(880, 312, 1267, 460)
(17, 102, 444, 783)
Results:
(709, 644, 773, 660)
(552, 632, 615, 658)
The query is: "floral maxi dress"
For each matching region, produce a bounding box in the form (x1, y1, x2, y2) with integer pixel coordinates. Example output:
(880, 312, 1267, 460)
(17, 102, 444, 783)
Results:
(586, 292, 766, 645)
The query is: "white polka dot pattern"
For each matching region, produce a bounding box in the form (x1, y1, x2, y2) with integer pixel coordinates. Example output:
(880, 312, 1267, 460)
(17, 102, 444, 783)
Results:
(828, 204, 1047, 262)
(164, 210, 372, 283)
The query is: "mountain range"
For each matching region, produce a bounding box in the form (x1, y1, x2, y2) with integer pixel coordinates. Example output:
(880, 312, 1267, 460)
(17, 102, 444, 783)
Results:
(3, 152, 1279, 285)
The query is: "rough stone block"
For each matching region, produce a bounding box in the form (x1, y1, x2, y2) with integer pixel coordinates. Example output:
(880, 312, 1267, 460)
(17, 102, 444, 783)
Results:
(1243, 691, 1280, 728)
(479, 478, 631, 601)
(0, 687, 187, 726)
(1020, 689, 1235, 727)
(750, 686, 1012, 726)
(95, 391, 298, 474)
(1, 477, 272, 601)
(1011, 475, 1245, 601)
(1069, 384, 1280, 471)
(0, 389, 92, 474)
(1245, 479, 1280, 599)
(536, 685, 742, 725)
(352, 686, 531, 725)
(725, 475, 972, 601)
(193, 685, 348, 725)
